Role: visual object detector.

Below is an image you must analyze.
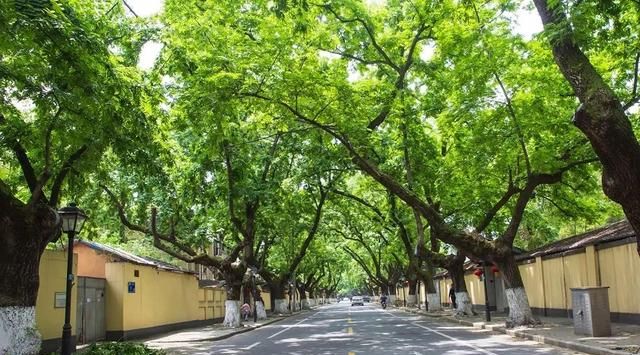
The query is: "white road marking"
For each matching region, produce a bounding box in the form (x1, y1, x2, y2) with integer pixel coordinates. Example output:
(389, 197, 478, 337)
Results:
(411, 322, 499, 355)
(386, 311, 499, 355)
(242, 341, 260, 350)
(267, 317, 310, 339)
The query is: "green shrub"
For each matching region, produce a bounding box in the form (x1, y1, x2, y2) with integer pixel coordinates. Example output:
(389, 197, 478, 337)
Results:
(82, 342, 165, 355)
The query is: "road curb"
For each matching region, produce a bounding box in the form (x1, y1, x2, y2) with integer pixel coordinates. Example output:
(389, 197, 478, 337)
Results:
(183, 306, 322, 343)
(189, 316, 289, 342)
(400, 308, 629, 355)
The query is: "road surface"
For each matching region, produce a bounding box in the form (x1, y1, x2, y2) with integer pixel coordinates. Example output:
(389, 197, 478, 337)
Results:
(161, 301, 586, 355)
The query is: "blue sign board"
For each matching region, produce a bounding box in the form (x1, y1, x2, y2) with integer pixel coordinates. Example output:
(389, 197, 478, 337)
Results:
(128, 282, 136, 293)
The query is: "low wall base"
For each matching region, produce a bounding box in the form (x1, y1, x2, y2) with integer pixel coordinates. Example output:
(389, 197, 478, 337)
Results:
(106, 318, 223, 341)
(40, 337, 76, 355)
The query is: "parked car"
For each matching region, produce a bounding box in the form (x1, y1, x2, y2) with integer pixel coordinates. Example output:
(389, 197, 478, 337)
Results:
(362, 296, 371, 302)
(351, 296, 364, 306)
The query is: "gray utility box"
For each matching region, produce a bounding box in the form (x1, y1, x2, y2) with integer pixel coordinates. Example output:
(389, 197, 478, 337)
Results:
(571, 287, 611, 337)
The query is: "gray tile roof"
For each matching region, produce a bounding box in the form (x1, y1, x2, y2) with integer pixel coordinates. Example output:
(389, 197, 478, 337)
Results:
(76, 239, 193, 273)
(517, 219, 634, 260)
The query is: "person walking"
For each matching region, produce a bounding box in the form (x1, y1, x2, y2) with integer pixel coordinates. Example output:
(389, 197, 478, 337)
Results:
(449, 285, 457, 309)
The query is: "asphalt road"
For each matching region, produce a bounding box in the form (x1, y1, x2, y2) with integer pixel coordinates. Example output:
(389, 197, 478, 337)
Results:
(174, 301, 585, 355)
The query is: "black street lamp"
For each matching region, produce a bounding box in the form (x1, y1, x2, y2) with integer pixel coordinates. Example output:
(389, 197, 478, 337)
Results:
(58, 203, 87, 355)
(482, 262, 491, 322)
(288, 280, 294, 314)
(249, 267, 258, 323)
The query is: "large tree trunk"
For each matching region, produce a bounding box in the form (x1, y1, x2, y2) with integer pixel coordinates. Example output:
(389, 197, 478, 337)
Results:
(256, 301, 267, 320)
(406, 279, 417, 306)
(0, 200, 58, 354)
(269, 280, 289, 314)
(448, 259, 475, 317)
(223, 300, 241, 327)
(495, 254, 537, 328)
(222, 275, 242, 327)
(423, 265, 441, 311)
(297, 285, 310, 310)
(427, 292, 441, 312)
(534, 0, 640, 256)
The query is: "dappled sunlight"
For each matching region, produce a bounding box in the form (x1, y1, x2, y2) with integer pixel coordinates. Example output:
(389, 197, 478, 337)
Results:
(151, 304, 595, 354)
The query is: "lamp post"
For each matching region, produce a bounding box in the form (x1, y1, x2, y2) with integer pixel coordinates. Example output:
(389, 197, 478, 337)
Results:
(417, 279, 421, 310)
(482, 263, 491, 322)
(57, 203, 87, 355)
(288, 280, 293, 314)
(250, 267, 258, 323)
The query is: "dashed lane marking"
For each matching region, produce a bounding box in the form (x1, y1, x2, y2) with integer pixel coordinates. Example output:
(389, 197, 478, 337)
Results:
(267, 317, 310, 339)
(242, 342, 260, 350)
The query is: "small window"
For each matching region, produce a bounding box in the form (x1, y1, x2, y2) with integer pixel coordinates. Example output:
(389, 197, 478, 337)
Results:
(134, 270, 139, 277)
(54, 292, 66, 308)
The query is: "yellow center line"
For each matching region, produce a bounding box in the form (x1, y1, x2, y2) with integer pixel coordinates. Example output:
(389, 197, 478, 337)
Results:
(348, 352, 356, 355)
(347, 327, 353, 334)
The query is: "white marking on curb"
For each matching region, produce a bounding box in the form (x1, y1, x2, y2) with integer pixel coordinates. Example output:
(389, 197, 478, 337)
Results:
(267, 317, 310, 339)
(242, 341, 260, 350)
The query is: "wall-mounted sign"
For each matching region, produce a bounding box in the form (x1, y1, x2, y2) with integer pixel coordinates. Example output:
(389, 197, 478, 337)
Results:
(128, 282, 136, 293)
(54, 292, 66, 308)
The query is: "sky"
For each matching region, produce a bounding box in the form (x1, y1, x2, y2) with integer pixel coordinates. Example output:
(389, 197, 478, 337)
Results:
(127, 0, 543, 71)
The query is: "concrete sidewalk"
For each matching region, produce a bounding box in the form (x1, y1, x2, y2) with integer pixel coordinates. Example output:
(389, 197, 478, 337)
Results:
(142, 311, 307, 353)
(399, 307, 640, 355)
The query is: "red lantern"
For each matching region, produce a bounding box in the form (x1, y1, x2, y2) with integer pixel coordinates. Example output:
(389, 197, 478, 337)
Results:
(473, 268, 484, 277)
(491, 266, 500, 274)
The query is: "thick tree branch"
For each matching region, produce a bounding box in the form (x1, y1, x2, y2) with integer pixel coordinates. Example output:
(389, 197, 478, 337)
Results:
(343, 245, 383, 286)
(502, 158, 596, 245)
(49, 145, 88, 207)
(244, 92, 496, 257)
(285, 188, 329, 280)
(475, 175, 520, 233)
(333, 189, 385, 221)
(102, 184, 150, 235)
(222, 141, 245, 235)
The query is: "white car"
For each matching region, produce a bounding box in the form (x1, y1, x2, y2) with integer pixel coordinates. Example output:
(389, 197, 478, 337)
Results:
(351, 296, 364, 306)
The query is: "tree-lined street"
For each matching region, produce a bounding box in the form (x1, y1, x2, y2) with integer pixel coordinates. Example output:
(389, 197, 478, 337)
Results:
(1, 0, 639, 353)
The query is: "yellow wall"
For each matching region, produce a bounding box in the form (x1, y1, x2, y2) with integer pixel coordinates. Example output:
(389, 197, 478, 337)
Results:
(519, 261, 543, 308)
(465, 274, 485, 305)
(74, 243, 108, 279)
(431, 242, 638, 318)
(105, 262, 200, 331)
(517, 243, 638, 315)
(561, 253, 589, 309)
(542, 257, 566, 310)
(36, 250, 78, 340)
(598, 243, 640, 314)
(439, 278, 452, 304)
(262, 291, 272, 311)
(198, 288, 227, 320)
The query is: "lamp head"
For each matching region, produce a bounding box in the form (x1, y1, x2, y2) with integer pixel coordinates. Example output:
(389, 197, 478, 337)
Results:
(58, 202, 87, 234)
